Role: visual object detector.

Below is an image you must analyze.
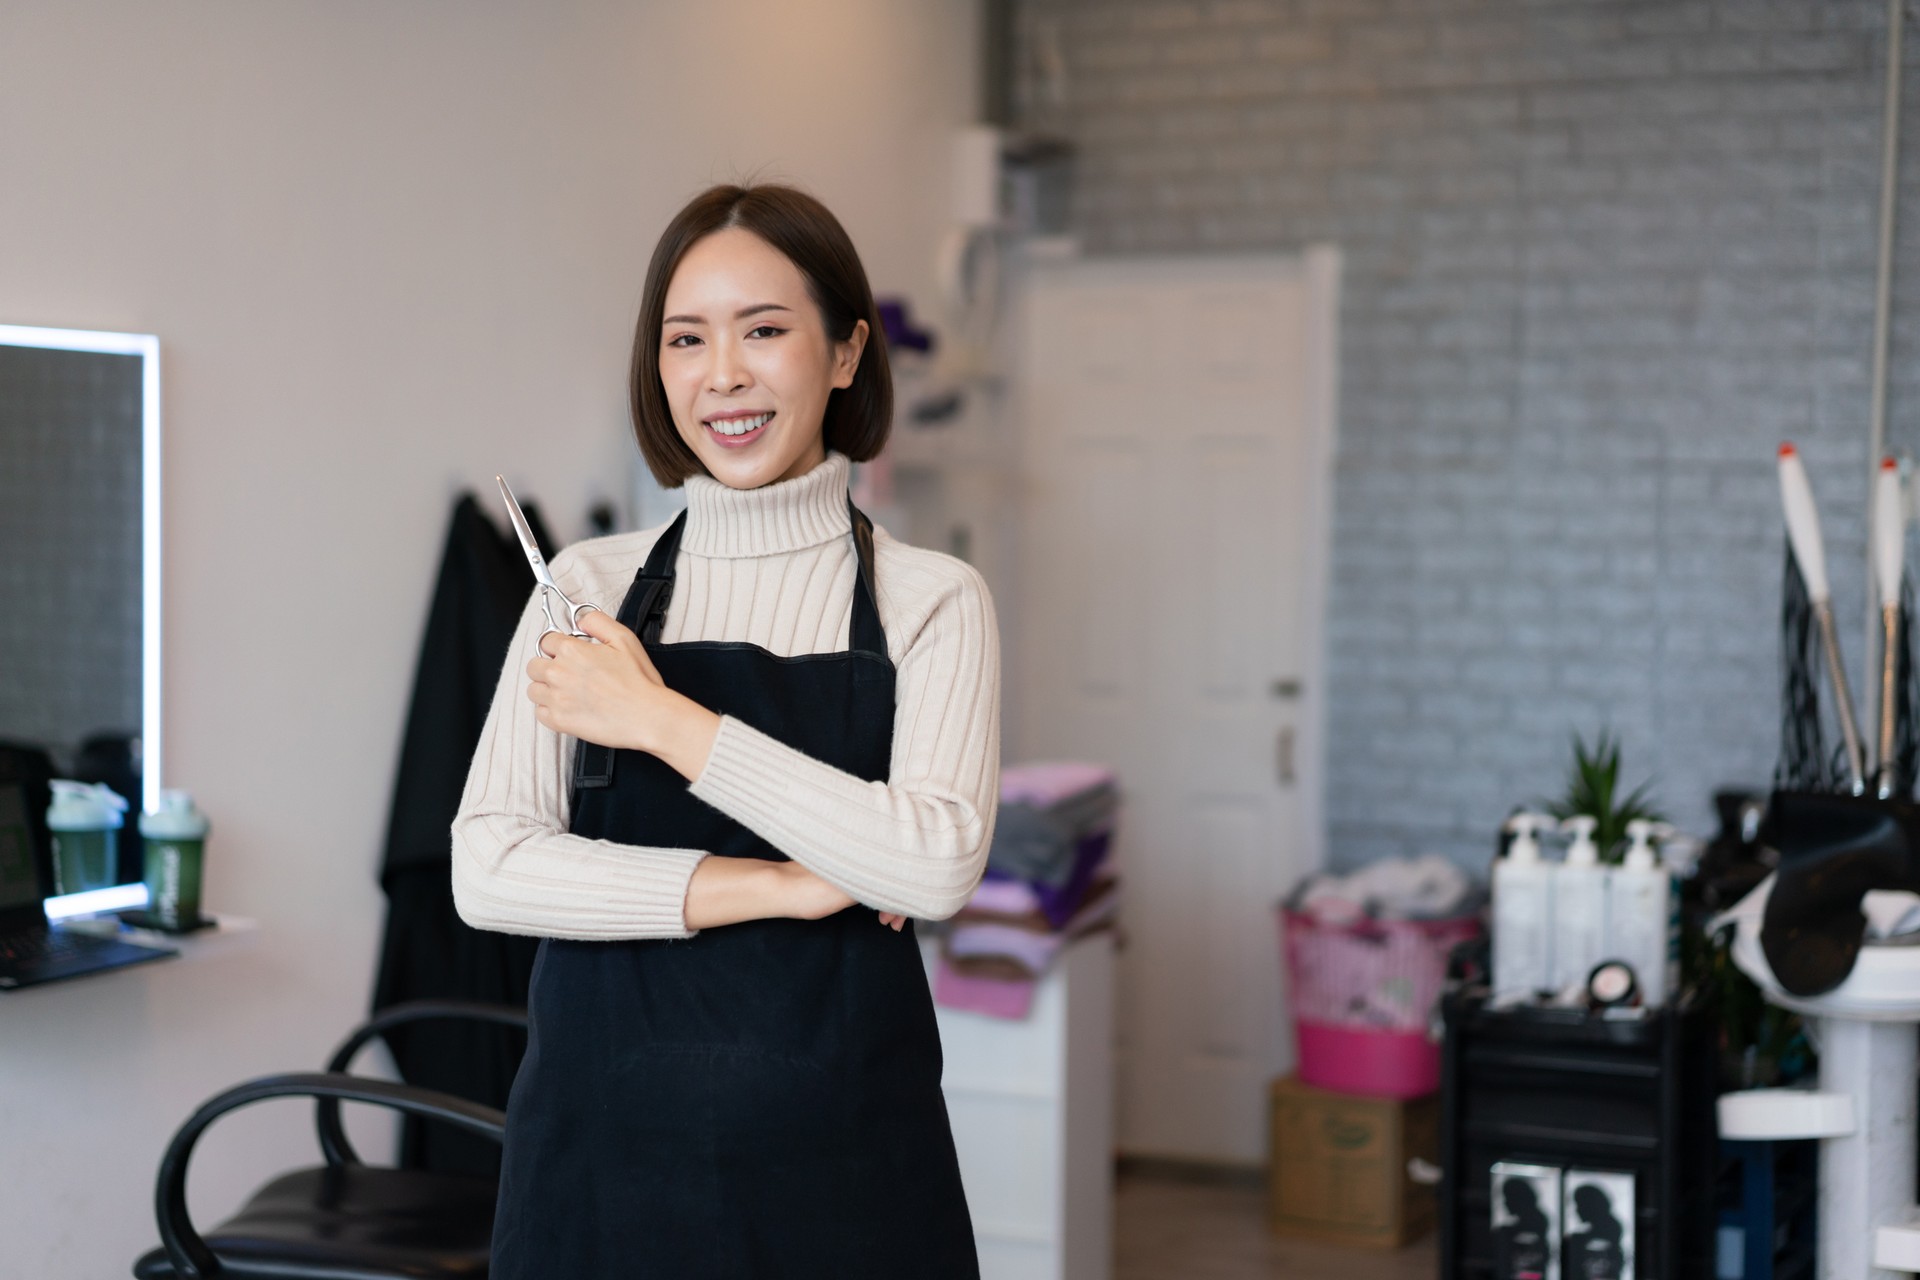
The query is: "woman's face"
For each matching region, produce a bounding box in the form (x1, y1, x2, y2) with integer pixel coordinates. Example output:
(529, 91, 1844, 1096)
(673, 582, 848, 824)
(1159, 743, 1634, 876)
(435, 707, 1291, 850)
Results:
(659, 227, 867, 490)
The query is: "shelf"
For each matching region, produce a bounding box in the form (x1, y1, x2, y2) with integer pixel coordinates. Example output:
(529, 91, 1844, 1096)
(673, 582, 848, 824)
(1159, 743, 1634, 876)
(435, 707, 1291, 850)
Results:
(1462, 1045, 1663, 1080)
(1461, 1122, 1660, 1154)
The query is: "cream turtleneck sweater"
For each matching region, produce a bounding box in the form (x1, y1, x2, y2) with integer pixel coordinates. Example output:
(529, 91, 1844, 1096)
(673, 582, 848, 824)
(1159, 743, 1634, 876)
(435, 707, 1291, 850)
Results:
(451, 451, 1001, 940)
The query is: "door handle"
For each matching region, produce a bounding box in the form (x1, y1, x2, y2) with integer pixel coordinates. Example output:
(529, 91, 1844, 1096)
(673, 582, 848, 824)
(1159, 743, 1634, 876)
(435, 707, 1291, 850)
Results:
(1276, 726, 1295, 786)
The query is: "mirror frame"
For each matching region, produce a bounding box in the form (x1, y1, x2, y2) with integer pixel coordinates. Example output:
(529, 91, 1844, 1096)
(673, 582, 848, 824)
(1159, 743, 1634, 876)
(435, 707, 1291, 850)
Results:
(0, 323, 161, 915)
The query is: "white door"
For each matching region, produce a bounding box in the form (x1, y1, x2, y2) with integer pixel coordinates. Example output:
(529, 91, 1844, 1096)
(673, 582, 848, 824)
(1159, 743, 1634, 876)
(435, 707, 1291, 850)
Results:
(1010, 249, 1339, 1163)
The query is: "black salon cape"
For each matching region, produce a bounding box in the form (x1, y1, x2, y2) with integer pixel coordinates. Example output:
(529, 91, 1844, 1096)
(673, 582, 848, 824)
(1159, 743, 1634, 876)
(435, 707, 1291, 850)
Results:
(371, 492, 554, 1176)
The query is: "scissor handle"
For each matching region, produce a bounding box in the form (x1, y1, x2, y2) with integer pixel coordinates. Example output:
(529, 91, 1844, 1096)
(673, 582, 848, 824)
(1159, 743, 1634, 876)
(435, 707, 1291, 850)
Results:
(538, 588, 600, 648)
(565, 599, 600, 636)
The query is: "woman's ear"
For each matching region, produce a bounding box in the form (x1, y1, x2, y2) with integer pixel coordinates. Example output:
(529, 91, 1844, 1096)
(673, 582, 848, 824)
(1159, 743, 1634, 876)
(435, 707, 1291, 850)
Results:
(830, 319, 869, 390)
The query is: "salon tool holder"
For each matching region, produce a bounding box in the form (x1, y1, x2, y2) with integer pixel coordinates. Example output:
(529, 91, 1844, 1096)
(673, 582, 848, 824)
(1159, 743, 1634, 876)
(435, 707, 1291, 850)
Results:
(1776, 545, 1920, 801)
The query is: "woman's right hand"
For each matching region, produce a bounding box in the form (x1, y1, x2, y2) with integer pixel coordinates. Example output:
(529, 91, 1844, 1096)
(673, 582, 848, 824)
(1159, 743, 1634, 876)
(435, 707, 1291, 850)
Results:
(782, 864, 908, 931)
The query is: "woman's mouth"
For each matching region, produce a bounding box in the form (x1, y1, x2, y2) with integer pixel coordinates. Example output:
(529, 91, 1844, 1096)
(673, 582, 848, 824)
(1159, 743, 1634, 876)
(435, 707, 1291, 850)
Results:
(705, 411, 772, 447)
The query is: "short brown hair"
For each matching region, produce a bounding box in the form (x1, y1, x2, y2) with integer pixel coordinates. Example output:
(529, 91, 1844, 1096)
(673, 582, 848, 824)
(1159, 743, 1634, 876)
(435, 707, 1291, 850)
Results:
(630, 183, 893, 487)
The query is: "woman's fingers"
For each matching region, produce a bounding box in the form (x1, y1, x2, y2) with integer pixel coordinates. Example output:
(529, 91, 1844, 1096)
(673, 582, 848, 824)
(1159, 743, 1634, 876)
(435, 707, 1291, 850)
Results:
(576, 607, 666, 685)
(576, 607, 637, 652)
(518, 617, 658, 749)
(575, 606, 621, 642)
(527, 628, 573, 674)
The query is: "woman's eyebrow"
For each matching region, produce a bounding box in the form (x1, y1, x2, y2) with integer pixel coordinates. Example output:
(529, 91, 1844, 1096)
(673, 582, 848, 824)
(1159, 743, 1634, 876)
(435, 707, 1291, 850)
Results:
(662, 303, 795, 326)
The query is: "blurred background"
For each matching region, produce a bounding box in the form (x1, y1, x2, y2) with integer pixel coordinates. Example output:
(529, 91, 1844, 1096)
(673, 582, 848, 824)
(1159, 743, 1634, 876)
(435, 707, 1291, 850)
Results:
(3, 1, 1917, 1277)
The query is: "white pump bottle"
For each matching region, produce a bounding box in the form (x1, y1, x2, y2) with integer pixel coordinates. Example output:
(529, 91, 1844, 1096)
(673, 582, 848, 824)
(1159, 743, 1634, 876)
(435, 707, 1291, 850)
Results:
(1493, 813, 1555, 1001)
(1609, 819, 1677, 1007)
(1551, 815, 1609, 994)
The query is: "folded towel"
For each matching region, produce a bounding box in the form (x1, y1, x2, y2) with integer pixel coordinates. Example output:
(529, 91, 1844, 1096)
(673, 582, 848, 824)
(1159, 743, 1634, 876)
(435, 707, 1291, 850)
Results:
(933, 960, 1037, 1019)
(988, 797, 1117, 887)
(966, 877, 1042, 917)
(999, 761, 1117, 809)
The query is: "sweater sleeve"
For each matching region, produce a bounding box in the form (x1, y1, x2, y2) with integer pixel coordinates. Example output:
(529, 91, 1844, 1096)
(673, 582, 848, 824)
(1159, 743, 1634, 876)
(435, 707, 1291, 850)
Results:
(686, 552, 1001, 920)
(450, 560, 709, 940)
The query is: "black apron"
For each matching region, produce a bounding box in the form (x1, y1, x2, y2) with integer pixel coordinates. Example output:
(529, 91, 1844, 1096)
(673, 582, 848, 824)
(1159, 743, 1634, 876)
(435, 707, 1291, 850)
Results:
(490, 501, 979, 1279)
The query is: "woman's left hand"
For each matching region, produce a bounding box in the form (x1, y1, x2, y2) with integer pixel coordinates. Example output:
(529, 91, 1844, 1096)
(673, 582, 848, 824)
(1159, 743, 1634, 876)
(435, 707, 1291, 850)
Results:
(526, 608, 719, 778)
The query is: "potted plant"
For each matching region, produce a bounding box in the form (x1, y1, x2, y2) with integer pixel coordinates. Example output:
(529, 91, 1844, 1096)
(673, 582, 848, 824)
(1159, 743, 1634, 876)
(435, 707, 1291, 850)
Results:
(1543, 730, 1664, 864)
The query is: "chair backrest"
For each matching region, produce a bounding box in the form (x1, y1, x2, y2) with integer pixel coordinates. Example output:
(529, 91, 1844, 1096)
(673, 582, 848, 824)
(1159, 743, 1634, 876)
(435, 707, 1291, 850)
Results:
(316, 1000, 529, 1166)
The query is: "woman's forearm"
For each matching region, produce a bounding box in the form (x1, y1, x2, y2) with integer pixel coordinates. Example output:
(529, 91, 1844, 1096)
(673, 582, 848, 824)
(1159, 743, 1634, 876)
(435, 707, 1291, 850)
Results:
(683, 856, 854, 929)
(688, 716, 995, 920)
(682, 554, 1002, 921)
(683, 856, 781, 929)
(645, 691, 723, 783)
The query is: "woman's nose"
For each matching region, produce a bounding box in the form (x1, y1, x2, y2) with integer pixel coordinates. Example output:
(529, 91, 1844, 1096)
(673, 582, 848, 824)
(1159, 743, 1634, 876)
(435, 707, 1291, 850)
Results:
(707, 337, 751, 393)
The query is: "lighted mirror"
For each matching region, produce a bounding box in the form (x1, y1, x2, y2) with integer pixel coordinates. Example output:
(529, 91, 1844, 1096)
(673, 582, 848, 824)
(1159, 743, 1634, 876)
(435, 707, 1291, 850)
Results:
(0, 324, 160, 916)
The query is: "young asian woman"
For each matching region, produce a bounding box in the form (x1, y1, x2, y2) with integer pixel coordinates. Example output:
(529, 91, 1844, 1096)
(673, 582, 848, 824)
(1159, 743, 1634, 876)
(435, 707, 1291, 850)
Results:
(450, 183, 1000, 1278)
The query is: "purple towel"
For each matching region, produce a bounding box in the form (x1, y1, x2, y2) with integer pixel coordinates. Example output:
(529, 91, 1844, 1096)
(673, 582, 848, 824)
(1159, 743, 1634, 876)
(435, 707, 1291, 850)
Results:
(983, 826, 1111, 930)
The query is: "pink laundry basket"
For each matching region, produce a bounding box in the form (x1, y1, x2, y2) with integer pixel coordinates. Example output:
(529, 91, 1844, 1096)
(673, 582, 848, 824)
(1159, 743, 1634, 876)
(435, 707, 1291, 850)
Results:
(1280, 907, 1483, 1099)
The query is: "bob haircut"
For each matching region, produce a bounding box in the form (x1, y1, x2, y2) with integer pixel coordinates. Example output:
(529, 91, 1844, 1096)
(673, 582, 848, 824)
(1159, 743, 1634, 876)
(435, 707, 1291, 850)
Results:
(630, 183, 893, 487)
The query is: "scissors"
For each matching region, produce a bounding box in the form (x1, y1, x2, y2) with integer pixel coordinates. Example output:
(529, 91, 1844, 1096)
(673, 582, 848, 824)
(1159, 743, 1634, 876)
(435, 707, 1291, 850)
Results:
(497, 474, 599, 651)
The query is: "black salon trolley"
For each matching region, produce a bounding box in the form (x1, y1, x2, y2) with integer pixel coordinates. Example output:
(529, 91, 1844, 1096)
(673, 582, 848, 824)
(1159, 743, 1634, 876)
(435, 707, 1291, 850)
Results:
(1437, 988, 1719, 1279)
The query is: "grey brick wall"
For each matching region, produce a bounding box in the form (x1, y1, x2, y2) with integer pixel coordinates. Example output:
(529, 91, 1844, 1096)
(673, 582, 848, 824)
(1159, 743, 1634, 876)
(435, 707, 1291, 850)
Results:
(1007, 0, 1920, 868)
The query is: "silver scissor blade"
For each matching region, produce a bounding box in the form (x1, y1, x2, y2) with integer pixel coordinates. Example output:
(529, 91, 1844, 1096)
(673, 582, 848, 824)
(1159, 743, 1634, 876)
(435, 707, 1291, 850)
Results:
(496, 474, 560, 592)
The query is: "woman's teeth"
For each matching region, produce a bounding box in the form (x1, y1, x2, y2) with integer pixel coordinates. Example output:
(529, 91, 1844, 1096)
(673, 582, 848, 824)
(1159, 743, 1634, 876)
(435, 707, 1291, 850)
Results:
(710, 412, 772, 437)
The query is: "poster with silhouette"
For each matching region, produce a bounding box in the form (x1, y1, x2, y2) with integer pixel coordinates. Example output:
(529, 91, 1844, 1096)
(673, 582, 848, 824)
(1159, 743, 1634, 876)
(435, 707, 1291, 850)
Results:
(1491, 1161, 1561, 1280)
(1562, 1170, 1634, 1280)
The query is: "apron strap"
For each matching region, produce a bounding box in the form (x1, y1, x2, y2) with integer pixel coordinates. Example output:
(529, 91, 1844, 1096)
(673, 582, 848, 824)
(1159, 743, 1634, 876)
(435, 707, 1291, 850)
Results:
(848, 498, 885, 660)
(569, 497, 886, 805)
(629, 507, 689, 644)
(571, 510, 688, 796)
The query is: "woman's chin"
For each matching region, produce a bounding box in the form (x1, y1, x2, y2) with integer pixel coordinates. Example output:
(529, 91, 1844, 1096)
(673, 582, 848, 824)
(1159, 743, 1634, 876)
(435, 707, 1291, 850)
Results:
(691, 434, 823, 489)
(700, 449, 780, 489)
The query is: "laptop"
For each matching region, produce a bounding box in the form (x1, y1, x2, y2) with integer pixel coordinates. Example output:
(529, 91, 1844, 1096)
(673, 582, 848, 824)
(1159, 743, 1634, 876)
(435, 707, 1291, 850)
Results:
(0, 780, 175, 990)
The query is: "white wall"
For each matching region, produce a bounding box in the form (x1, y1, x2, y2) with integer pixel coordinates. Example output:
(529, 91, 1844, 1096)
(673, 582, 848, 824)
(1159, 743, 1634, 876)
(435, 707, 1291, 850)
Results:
(0, 2, 979, 1273)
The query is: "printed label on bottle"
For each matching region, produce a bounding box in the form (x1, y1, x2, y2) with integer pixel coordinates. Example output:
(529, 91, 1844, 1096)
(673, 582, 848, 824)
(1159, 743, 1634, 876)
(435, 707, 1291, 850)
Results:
(155, 844, 180, 922)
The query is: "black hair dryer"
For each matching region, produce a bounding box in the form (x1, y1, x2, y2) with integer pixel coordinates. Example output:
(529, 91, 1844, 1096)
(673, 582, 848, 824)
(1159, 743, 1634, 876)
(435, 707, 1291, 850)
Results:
(1757, 789, 1920, 997)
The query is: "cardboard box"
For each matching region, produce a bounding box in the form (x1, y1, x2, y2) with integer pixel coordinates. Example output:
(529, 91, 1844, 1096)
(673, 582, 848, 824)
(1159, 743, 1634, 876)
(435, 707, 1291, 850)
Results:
(1268, 1074, 1438, 1249)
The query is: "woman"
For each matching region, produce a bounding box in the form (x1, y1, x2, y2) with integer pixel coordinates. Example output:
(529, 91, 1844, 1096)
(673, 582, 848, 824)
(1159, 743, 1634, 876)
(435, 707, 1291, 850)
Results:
(451, 183, 999, 1278)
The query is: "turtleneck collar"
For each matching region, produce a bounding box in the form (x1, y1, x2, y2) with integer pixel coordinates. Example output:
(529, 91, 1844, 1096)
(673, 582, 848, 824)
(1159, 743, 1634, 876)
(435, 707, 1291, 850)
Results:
(680, 450, 853, 558)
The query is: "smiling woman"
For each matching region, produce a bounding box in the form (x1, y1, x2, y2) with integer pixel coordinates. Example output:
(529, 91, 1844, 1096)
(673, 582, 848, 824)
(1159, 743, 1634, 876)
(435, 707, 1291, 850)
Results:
(655, 228, 865, 483)
(451, 183, 998, 1279)
(631, 186, 890, 491)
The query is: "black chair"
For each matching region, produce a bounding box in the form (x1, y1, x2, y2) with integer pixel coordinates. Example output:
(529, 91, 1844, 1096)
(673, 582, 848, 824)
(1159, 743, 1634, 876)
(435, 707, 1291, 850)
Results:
(133, 1000, 528, 1279)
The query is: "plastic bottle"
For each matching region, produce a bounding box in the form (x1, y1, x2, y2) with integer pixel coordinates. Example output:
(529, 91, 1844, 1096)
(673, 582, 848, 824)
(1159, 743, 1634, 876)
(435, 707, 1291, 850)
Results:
(1609, 819, 1677, 1007)
(139, 790, 210, 931)
(1493, 813, 1555, 1001)
(1552, 815, 1609, 994)
(46, 781, 127, 897)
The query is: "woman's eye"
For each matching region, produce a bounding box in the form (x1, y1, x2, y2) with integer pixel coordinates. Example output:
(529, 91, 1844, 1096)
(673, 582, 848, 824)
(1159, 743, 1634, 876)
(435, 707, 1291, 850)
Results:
(748, 325, 784, 339)
(665, 333, 700, 348)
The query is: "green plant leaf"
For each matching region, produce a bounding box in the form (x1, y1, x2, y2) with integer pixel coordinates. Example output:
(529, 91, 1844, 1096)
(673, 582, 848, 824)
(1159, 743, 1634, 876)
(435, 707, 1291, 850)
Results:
(1539, 730, 1666, 861)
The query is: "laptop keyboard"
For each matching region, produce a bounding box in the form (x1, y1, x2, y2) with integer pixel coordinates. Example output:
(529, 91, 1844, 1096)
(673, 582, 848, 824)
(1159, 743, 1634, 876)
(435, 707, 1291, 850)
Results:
(1, 927, 119, 969)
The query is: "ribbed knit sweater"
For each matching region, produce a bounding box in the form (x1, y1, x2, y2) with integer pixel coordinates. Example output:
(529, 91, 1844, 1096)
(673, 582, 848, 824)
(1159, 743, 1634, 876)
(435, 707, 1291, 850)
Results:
(451, 451, 1001, 940)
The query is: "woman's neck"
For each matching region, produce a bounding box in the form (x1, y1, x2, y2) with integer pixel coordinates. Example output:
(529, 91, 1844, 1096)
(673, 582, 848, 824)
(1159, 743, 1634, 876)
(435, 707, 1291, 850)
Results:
(680, 450, 852, 559)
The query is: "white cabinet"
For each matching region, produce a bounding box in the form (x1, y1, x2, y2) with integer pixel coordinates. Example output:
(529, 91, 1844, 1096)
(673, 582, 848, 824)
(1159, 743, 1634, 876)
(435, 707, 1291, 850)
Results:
(922, 931, 1116, 1280)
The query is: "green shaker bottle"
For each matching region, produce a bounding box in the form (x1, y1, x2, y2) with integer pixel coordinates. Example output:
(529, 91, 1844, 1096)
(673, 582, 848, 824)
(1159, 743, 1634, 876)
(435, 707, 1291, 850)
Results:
(47, 780, 127, 897)
(140, 790, 210, 931)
